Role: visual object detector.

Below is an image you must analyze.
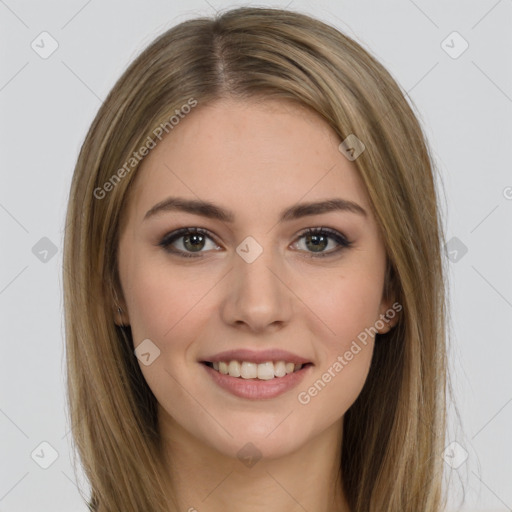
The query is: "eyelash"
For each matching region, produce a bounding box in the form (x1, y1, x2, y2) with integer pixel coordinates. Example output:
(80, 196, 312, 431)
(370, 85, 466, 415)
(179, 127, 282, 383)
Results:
(157, 227, 353, 259)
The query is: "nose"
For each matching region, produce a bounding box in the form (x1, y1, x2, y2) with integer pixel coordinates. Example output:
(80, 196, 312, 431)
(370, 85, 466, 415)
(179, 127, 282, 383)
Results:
(219, 241, 294, 333)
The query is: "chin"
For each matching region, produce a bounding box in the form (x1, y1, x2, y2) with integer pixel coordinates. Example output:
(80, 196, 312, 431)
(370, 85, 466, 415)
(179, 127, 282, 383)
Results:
(208, 412, 315, 461)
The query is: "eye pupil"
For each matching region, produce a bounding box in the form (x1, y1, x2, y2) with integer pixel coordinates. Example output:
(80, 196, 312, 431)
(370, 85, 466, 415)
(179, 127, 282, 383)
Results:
(306, 234, 327, 252)
(184, 234, 205, 251)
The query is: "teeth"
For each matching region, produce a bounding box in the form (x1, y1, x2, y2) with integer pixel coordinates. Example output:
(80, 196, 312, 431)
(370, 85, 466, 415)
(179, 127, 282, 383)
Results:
(257, 362, 274, 380)
(228, 360, 241, 377)
(274, 361, 287, 377)
(240, 362, 257, 379)
(209, 360, 305, 380)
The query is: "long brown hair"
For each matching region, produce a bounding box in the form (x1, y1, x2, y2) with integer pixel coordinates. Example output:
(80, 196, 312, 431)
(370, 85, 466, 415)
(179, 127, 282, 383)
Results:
(63, 7, 448, 511)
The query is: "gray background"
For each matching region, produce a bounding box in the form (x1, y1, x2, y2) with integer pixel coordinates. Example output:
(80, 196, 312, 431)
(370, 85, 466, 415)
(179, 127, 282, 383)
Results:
(1, 0, 511, 510)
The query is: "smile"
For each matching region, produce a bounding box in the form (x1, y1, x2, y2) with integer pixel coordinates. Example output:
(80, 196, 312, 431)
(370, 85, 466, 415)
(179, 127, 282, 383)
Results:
(201, 360, 313, 400)
(204, 360, 310, 380)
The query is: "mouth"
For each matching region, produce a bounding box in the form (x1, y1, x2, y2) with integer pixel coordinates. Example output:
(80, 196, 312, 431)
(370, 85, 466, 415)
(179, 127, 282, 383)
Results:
(201, 360, 313, 380)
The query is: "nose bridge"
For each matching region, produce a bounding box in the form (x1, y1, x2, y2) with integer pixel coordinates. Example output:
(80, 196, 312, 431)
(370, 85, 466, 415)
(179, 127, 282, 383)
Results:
(236, 236, 283, 301)
(222, 235, 293, 330)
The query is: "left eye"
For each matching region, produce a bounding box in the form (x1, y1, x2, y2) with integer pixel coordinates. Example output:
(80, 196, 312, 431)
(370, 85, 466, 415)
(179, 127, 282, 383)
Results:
(292, 227, 352, 257)
(158, 227, 352, 258)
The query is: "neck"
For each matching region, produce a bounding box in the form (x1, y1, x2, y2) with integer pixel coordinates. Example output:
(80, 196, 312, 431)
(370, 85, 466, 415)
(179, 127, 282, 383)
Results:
(158, 411, 350, 512)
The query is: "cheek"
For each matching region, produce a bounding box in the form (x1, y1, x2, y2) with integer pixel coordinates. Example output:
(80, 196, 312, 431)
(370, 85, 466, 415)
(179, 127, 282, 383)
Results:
(300, 266, 385, 350)
(293, 264, 383, 410)
(295, 344, 373, 440)
(123, 265, 212, 405)
(122, 256, 214, 346)
(295, 276, 379, 422)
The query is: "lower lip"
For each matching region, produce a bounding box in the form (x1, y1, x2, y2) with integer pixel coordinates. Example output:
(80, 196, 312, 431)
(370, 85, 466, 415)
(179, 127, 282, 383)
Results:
(201, 363, 312, 400)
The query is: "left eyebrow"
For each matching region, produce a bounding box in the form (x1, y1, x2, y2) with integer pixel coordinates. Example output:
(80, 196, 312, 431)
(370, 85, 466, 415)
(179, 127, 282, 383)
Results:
(143, 196, 367, 223)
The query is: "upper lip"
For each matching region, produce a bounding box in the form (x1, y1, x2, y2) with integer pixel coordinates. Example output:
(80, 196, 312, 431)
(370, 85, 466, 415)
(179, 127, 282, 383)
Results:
(201, 349, 312, 365)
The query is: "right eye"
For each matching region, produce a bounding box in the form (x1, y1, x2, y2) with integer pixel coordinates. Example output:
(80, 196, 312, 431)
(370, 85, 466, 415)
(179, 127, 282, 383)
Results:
(158, 227, 221, 258)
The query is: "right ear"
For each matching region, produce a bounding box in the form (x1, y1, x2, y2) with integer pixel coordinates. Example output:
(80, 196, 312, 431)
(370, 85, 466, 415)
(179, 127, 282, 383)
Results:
(114, 304, 130, 327)
(110, 278, 130, 326)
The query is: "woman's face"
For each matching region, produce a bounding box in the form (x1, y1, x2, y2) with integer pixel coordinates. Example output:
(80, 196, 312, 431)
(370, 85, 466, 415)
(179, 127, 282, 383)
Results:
(117, 98, 394, 460)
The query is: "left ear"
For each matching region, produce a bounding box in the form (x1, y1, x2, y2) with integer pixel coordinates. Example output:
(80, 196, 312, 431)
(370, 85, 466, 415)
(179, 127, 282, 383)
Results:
(376, 298, 400, 334)
(376, 260, 400, 334)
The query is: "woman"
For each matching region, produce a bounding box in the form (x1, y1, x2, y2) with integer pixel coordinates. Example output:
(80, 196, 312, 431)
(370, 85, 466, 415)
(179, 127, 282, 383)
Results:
(63, 6, 448, 511)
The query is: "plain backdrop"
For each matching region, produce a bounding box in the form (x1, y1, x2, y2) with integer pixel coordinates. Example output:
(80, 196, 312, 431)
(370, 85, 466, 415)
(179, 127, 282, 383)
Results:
(1, 1, 511, 511)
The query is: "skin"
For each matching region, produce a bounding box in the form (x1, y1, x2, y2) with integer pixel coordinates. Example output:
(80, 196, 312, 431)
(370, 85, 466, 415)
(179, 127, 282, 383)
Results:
(116, 98, 397, 512)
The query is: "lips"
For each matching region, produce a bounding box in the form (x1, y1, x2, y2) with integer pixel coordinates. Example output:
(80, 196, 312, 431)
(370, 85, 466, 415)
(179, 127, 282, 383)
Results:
(200, 349, 312, 380)
(199, 348, 313, 398)
(201, 360, 312, 400)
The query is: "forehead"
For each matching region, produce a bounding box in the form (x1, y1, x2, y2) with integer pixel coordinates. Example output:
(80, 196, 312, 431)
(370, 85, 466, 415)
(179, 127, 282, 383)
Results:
(125, 98, 372, 224)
